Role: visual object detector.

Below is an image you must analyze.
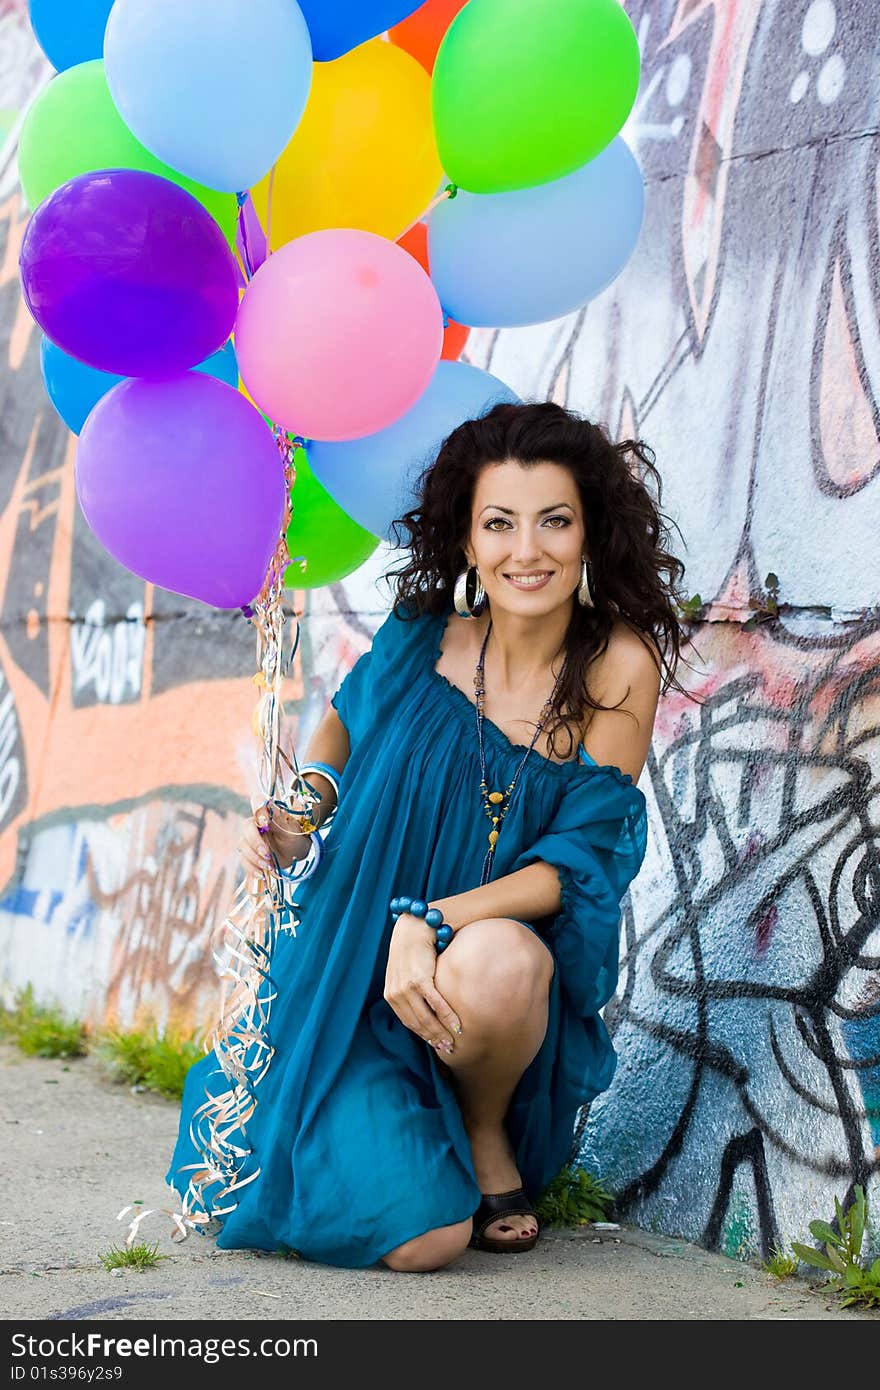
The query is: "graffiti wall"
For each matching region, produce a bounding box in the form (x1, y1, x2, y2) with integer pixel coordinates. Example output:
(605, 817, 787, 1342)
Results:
(460, 0, 880, 1262)
(0, 0, 878, 1262)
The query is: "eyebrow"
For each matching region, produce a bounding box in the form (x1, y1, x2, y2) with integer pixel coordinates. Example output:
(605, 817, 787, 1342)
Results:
(479, 502, 575, 516)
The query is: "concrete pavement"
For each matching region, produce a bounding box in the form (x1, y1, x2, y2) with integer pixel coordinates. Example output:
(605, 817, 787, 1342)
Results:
(0, 1042, 874, 1322)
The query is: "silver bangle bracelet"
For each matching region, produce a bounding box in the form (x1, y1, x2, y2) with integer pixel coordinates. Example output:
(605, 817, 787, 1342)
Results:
(297, 762, 340, 833)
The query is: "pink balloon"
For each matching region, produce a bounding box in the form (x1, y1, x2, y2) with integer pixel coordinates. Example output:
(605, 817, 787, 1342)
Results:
(235, 228, 444, 441)
(76, 375, 287, 609)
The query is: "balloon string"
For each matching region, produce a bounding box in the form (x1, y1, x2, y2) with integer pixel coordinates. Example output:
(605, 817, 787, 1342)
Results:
(266, 162, 277, 256)
(397, 182, 458, 242)
(236, 191, 255, 283)
(120, 432, 314, 1250)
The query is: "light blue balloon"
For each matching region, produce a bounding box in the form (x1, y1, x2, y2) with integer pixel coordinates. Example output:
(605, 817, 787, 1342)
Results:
(104, 0, 313, 193)
(309, 361, 520, 544)
(428, 138, 644, 328)
(29, 0, 115, 72)
(41, 338, 238, 435)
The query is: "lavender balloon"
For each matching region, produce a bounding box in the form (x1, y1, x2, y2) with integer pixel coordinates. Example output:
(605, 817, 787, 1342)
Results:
(76, 375, 286, 609)
(20, 169, 239, 377)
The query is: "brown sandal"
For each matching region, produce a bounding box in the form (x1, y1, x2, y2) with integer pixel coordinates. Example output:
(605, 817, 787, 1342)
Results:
(469, 1187, 540, 1253)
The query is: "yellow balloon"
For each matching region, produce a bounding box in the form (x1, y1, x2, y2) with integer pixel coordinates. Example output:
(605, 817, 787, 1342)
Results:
(252, 38, 442, 247)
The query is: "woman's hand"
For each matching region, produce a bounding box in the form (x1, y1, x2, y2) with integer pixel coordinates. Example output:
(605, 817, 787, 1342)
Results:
(384, 914, 462, 1055)
(236, 802, 312, 893)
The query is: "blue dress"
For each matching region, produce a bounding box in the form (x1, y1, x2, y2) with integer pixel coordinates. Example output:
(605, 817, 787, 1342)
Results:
(166, 597, 649, 1268)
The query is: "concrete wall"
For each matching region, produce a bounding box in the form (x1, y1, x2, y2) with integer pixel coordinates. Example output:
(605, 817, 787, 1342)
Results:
(0, 0, 878, 1261)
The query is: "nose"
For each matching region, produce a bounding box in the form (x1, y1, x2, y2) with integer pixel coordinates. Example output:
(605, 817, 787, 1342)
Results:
(510, 527, 547, 563)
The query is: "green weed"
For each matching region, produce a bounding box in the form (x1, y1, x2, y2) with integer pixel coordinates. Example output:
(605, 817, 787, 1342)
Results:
(96, 1021, 203, 1100)
(535, 1164, 614, 1228)
(99, 1241, 169, 1272)
(677, 592, 704, 623)
(0, 984, 88, 1058)
(762, 1241, 798, 1279)
(792, 1185, 880, 1310)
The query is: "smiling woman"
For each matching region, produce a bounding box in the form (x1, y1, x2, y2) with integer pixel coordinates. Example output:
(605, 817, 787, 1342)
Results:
(388, 400, 686, 769)
(167, 400, 694, 1272)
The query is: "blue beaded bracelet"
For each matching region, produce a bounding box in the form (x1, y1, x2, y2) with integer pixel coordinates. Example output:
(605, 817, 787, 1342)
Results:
(389, 896, 455, 952)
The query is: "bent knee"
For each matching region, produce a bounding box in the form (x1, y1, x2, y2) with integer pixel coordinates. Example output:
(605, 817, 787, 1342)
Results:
(440, 918, 554, 997)
(381, 1217, 472, 1272)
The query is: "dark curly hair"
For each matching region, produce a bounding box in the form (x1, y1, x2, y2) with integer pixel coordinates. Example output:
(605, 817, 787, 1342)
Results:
(385, 400, 695, 762)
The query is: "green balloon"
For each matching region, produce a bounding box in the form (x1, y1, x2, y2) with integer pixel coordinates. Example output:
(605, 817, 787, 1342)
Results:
(432, 0, 640, 194)
(18, 60, 237, 247)
(283, 447, 379, 590)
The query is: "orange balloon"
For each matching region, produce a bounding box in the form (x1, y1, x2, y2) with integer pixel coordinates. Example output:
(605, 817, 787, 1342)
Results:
(397, 221, 469, 360)
(390, 0, 470, 73)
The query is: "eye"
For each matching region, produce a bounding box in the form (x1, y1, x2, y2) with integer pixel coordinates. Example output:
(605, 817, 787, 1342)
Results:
(544, 515, 570, 527)
(483, 517, 510, 530)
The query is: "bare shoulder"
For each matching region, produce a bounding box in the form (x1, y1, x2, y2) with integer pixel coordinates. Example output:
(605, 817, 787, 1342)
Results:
(581, 618, 662, 782)
(588, 618, 662, 705)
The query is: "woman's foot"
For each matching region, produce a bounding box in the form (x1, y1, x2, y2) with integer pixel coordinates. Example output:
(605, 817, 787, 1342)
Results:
(466, 1121, 538, 1242)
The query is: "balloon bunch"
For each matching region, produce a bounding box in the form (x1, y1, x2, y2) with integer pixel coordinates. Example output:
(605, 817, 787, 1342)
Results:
(19, 0, 643, 590)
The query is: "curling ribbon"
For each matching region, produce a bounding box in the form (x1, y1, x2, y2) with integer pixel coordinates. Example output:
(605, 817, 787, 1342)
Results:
(119, 429, 332, 1249)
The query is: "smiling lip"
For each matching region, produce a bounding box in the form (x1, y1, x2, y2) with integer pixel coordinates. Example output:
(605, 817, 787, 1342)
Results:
(503, 571, 553, 590)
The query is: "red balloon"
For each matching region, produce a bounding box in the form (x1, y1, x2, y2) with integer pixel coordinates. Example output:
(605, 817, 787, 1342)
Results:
(397, 222, 469, 361)
(390, 0, 469, 73)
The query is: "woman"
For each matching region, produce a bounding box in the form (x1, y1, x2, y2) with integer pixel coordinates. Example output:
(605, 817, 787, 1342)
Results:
(167, 401, 688, 1271)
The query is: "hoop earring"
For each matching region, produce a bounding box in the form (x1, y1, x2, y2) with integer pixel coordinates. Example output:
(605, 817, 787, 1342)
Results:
(453, 564, 488, 618)
(578, 556, 595, 608)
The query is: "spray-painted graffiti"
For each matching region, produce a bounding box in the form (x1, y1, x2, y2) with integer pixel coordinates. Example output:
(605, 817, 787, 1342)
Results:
(0, 0, 877, 1264)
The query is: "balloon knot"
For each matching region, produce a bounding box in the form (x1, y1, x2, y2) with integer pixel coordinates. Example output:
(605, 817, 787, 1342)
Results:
(235, 191, 249, 207)
(444, 183, 459, 200)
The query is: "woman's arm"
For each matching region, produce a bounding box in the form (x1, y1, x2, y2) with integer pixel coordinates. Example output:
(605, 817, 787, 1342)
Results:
(430, 861, 561, 932)
(253, 702, 351, 870)
(298, 701, 351, 824)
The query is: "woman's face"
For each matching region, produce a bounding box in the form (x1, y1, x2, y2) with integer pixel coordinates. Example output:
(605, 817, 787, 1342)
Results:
(463, 460, 586, 616)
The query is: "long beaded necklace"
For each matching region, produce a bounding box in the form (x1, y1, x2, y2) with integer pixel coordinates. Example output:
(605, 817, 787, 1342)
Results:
(475, 616, 568, 886)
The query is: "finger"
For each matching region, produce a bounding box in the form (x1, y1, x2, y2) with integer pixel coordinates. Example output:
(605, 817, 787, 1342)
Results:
(243, 830, 274, 859)
(385, 996, 427, 1041)
(386, 992, 448, 1047)
(237, 841, 271, 873)
(404, 991, 454, 1049)
(421, 983, 462, 1038)
(240, 852, 269, 877)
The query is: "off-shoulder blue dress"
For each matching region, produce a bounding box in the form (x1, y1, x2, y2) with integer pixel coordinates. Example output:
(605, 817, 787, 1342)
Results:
(166, 597, 648, 1268)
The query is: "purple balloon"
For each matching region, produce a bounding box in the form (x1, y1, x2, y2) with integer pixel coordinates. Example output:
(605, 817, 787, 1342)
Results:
(76, 374, 286, 608)
(20, 169, 239, 377)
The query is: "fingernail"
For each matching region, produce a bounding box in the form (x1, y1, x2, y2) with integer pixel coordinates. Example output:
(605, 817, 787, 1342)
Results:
(454, 1024, 462, 1036)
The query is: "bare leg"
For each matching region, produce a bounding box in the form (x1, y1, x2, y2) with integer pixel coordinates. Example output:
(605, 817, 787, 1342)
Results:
(433, 917, 554, 1243)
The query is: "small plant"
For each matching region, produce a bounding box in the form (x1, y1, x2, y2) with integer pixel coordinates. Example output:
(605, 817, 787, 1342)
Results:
(743, 572, 780, 631)
(791, 1185, 880, 1310)
(96, 1020, 203, 1100)
(677, 592, 704, 623)
(99, 1240, 169, 1272)
(839, 1259, 880, 1309)
(0, 984, 88, 1059)
(535, 1164, 614, 1229)
(762, 1241, 798, 1280)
